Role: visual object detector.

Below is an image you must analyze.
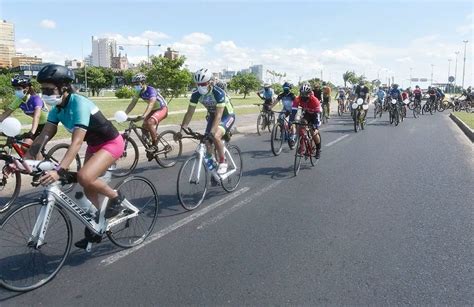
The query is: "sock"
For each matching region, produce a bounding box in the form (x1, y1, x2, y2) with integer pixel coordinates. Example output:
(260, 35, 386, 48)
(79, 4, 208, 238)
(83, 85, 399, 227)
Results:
(316, 142, 321, 150)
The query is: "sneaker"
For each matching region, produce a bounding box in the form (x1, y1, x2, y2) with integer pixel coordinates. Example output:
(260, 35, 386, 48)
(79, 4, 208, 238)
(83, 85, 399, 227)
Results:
(74, 228, 102, 249)
(145, 145, 157, 153)
(217, 163, 228, 175)
(315, 149, 321, 159)
(105, 192, 124, 219)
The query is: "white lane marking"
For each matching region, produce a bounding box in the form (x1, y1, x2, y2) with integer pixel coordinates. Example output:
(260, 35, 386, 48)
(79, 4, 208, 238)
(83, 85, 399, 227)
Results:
(196, 181, 282, 230)
(325, 134, 349, 147)
(101, 186, 250, 266)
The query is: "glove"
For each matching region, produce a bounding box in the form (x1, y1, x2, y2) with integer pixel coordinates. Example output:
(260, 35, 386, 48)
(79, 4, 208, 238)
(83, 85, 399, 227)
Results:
(20, 131, 34, 139)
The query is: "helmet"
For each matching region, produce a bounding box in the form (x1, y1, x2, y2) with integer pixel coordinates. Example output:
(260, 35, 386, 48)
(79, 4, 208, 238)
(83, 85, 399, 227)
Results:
(37, 64, 75, 85)
(415, 85, 420, 88)
(359, 80, 364, 85)
(263, 83, 270, 88)
(428, 86, 431, 89)
(282, 82, 291, 89)
(215, 80, 227, 90)
(300, 83, 312, 96)
(132, 73, 146, 83)
(193, 68, 213, 83)
(11, 75, 32, 87)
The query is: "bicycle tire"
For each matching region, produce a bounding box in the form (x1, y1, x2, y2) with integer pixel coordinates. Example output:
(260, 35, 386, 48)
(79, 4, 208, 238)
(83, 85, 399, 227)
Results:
(270, 123, 284, 156)
(307, 136, 316, 167)
(395, 110, 400, 126)
(221, 144, 243, 192)
(267, 112, 275, 132)
(293, 135, 303, 176)
(353, 112, 358, 133)
(107, 176, 159, 248)
(0, 202, 72, 292)
(112, 135, 139, 177)
(177, 155, 208, 210)
(338, 103, 342, 116)
(0, 162, 21, 213)
(45, 143, 82, 193)
(256, 113, 263, 135)
(155, 130, 182, 168)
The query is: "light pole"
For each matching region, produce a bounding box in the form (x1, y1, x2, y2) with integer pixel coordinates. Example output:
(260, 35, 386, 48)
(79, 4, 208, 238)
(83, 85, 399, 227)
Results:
(454, 51, 460, 93)
(409, 67, 413, 87)
(119, 40, 161, 65)
(447, 59, 452, 93)
(461, 40, 468, 89)
(430, 64, 435, 85)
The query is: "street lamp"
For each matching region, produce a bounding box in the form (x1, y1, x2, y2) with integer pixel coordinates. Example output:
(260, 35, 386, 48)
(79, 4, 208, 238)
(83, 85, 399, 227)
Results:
(461, 40, 468, 89)
(119, 40, 162, 65)
(447, 59, 452, 93)
(409, 67, 413, 87)
(454, 51, 460, 93)
(430, 64, 435, 86)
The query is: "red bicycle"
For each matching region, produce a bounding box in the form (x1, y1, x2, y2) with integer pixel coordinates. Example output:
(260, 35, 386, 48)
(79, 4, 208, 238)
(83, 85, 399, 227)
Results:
(293, 120, 321, 176)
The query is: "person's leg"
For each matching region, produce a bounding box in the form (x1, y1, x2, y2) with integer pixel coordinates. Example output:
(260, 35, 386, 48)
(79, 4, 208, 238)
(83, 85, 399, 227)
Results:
(143, 116, 158, 147)
(147, 107, 168, 146)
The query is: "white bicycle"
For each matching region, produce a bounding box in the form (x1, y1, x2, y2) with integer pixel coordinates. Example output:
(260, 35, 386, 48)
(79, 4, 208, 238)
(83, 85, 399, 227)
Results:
(0, 157, 159, 292)
(177, 128, 243, 210)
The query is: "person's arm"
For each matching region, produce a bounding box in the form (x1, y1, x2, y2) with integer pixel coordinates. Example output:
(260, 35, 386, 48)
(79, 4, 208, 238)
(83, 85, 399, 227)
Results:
(210, 107, 224, 135)
(0, 109, 14, 122)
(180, 104, 196, 129)
(125, 96, 139, 115)
(25, 122, 57, 159)
(30, 107, 42, 135)
(59, 128, 85, 170)
(142, 97, 156, 118)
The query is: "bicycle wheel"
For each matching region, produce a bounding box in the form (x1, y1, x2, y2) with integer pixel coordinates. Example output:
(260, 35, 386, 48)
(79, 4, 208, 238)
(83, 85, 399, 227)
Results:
(294, 135, 303, 176)
(107, 176, 158, 248)
(46, 143, 81, 193)
(307, 135, 316, 167)
(155, 130, 182, 168)
(413, 105, 419, 118)
(221, 144, 243, 192)
(0, 202, 72, 292)
(112, 135, 139, 177)
(338, 102, 342, 116)
(353, 112, 359, 132)
(256, 113, 263, 135)
(0, 161, 21, 213)
(267, 112, 275, 132)
(270, 123, 284, 156)
(373, 105, 377, 119)
(177, 155, 208, 210)
(395, 110, 400, 126)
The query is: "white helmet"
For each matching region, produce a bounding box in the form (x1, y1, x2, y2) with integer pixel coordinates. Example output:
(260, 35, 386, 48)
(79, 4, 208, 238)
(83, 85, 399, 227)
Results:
(193, 68, 213, 83)
(132, 73, 146, 83)
(300, 83, 312, 95)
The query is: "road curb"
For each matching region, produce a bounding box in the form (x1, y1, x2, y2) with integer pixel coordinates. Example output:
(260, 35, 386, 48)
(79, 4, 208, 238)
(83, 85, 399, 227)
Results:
(449, 113, 474, 142)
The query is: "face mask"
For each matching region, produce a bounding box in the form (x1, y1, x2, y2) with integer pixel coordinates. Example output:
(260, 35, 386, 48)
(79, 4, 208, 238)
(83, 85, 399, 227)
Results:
(283, 87, 290, 93)
(197, 85, 209, 95)
(43, 95, 63, 106)
(134, 85, 142, 93)
(15, 90, 26, 99)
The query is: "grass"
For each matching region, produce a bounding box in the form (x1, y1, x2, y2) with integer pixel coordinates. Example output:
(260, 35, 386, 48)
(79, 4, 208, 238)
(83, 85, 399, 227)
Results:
(453, 112, 474, 129)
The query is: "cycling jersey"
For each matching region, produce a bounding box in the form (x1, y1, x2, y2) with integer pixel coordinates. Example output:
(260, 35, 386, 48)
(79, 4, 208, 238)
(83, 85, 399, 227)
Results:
(7, 95, 48, 124)
(47, 93, 119, 146)
(276, 92, 296, 112)
(139, 85, 167, 110)
(413, 88, 422, 99)
(401, 92, 409, 100)
(322, 86, 331, 101)
(259, 88, 275, 100)
(189, 86, 234, 116)
(292, 95, 321, 114)
(313, 88, 323, 101)
(337, 90, 346, 99)
(376, 90, 386, 101)
(436, 89, 445, 98)
(355, 85, 369, 99)
(389, 88, 402, 100)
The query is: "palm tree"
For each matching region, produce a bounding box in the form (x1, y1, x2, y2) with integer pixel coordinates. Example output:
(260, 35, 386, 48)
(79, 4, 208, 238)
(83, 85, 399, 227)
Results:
(342, 71, 356, 87)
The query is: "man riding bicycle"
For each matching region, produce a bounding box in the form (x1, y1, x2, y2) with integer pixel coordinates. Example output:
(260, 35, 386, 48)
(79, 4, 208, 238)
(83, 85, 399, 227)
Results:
(322, 82, 331, 119)
(275, 82, 296, 120)
(125, 73, 168, 154)
(24, 64, 125, 249)
(180, 68, 235, 175)
(427, 86, 437, 105)
(375, 87, 386, 107)
(289, 83, 322, 159)
(335, 87, 346, 111)
(413, 85, 422, 105)
(257, 83, 275, 112)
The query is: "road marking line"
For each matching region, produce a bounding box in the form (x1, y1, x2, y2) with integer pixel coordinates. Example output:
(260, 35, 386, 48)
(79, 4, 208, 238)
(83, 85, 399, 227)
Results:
(196, 181, 282, 230)
(325, 134, 349, 147)
(101, 186, 250, 266)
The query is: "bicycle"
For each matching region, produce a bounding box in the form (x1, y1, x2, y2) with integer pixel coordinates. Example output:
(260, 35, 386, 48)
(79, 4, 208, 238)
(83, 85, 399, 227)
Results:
(0, 133, 81, 213)
(321, 102, 330, 124)
(399, 99, 409, 122)
(389, 99, 400, 126)
(271, 111, 294, 156)
(337, 98, 345, 116)
(351, 98, 368, 132)
(293, 120, 320, 176)
(0, 157, 158, 292)
(254, 103, 275, 135)
(176, 128, 243, 211)
(374, 99, 383, 118)
(412, 97, 422, 118)
(113, 116, 182, 177)
(422, 98, 435, 115)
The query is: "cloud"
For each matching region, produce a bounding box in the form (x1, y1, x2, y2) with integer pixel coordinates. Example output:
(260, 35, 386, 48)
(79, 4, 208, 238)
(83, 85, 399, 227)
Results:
(396, 57, 413, 63)
(40, 19, 56, 29)
(456, 15, 474, 35)
(102, 30, 170, 46)
(16, 38, 69, 64)
(182, 32, 212, 45)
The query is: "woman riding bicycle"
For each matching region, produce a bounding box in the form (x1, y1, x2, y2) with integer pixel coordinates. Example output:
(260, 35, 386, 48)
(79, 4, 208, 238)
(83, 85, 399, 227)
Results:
(25, 64, 125, 249)
(0, 75, 48, 147)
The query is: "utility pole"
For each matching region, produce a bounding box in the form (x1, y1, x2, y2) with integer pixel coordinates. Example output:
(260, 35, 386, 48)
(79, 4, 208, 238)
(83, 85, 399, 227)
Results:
(409, 67, 413, 87)
(430, 64, 434, 86)
(447, 59, 452, 93)
(454, 51, 460, 93)
(461, 40, 468, 89)
(119, 41, 161, 65)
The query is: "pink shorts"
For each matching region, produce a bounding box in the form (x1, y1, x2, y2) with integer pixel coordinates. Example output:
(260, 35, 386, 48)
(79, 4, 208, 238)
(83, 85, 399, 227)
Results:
(148, 107, 168, 123)
(86, 135, 124, 160)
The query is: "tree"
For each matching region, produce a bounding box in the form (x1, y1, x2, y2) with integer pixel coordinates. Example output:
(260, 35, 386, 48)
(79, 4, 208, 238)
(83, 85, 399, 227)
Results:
(0, 73, 14, 109)
(144, 55, 192, 102)
(86, 67, 108, 96)
(342, 71, 357, 87)
(229, 73, 261, 98)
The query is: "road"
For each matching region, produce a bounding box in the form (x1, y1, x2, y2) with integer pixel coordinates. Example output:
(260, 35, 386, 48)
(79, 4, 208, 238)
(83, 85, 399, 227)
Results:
(1, 108, 473, 305)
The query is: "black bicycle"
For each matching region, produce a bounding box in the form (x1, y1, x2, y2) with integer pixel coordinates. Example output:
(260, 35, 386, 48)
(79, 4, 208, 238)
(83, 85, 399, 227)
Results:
(254, 103, 275, 135)
(270, 111, 294, 156)
(113, 117, 182, 177)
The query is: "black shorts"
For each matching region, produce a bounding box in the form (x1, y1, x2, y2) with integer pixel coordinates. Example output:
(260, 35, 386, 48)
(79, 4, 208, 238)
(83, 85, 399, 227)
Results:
(32, 124, 45, 139)
(302, 112, 321, 130)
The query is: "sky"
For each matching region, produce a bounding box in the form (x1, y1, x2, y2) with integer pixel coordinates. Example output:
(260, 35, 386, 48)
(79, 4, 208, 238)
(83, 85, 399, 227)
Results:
(1, 0, 473, 87)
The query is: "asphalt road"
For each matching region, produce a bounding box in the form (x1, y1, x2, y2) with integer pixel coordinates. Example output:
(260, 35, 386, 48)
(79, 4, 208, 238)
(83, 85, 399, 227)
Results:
(1, 108, 473, 305)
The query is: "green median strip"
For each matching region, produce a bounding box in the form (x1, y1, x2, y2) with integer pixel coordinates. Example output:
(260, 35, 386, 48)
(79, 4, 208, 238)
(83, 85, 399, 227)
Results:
(452, 112, 474, 130)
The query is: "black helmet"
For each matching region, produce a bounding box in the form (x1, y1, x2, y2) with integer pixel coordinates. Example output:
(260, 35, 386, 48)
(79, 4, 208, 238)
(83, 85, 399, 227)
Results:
(37, 64, 75, 85)
(282, 82, 291, 89)
(11, 75, 32, 87)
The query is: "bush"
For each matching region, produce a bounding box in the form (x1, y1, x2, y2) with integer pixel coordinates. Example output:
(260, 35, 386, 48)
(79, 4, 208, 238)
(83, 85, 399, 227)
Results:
(115, 86, 136, 99)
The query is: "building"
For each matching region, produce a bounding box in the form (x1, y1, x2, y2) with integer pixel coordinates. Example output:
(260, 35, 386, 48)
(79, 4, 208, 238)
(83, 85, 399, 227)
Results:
(84, 54, 92, 66)
(240, 68, 251, 74)
(212, 72, 222, 80)
(222, 69, 236, 80)
(91, 37, 117, 68)
(10, 63, 50, 77)
(164, 47, 179, 60)
(0, 20, 16, 68)
(250, 64, 263, 81)
(11, 54, 42, 67)
(65, 59, 84, 69)
(111, 52, 129, 70)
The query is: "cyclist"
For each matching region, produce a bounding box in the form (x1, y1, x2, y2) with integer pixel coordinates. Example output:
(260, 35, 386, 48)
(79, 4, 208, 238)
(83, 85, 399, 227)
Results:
(335, 87, 346, 112)
(322, 82, 331, 119)
(125, 73, 168, 153)
(413, 85, 422, 105)
(459, 86, 472, 102)
(313, 83, 323, 101)
(355, 81, 369, 103)
(0, 76, 48, 147)
(256, 83, 275, 112)
(289, 83, 322, 159)
(427, 86, 437, 106)
(24, 64, 125, 249)
(275, 82, 296, 120)
(401, 88, 409, 101)
(435, 87, 445, 103)
(180, 68, 235, 175)
(375, 87, 386, 108)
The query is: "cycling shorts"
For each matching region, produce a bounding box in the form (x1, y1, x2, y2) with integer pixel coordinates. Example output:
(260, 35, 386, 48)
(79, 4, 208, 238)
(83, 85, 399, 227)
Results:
(86, 134, 124, 160)
(205, 113, 235, 134)
(148, 107, 168, 123)
(32, 124, 46, 139)
(303, 112, 321, 130)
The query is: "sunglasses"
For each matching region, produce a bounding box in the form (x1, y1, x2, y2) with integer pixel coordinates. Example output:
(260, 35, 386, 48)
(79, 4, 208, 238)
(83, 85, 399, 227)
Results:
(41, 87, 58, 95)
(196, 82, 209, 87)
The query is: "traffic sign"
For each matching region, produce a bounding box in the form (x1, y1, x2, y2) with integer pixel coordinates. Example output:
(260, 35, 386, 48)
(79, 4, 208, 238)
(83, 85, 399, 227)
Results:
(448, 76, 455, 83)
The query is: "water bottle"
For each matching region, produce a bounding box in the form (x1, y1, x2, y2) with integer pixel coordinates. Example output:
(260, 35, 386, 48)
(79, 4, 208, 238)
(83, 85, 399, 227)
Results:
(74, 192, 98, 218)
(204, 156, 216, 171)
